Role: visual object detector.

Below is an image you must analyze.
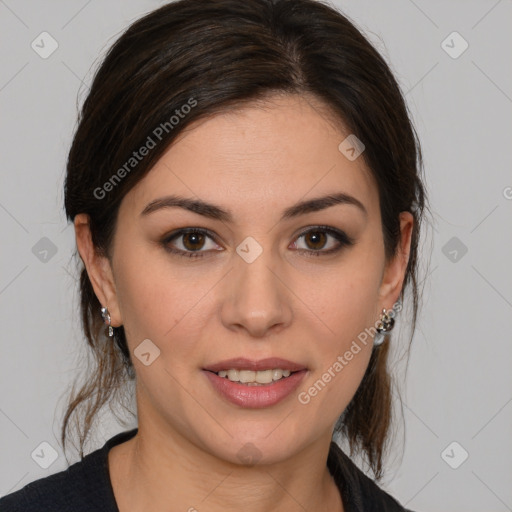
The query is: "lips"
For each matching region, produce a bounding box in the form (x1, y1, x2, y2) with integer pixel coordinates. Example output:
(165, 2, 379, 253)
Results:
(203, 357, 308, 408)
(203, 357, 307, 373)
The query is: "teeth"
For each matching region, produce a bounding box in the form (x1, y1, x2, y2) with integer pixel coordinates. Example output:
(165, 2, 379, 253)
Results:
(227, 369, 239, 381)
(216, 368, 294, 384)
(255, 370, 273, 384)
(239, 370, 256, 383)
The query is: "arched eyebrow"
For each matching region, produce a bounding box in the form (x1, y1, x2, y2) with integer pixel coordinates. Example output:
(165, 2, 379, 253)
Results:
(140, 192, 367, 222)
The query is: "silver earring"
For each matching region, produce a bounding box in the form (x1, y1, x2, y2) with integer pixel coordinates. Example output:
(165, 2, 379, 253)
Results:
(374, 308, 395, 346)
(101, 306, 114, 337)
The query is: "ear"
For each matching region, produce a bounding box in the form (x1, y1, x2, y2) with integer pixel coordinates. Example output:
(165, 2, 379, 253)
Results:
(378, 211, 414, 308)
(74, 213, 122, 327)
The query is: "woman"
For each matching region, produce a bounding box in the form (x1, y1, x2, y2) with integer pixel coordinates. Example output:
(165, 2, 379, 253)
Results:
(0, 0, 426, 510)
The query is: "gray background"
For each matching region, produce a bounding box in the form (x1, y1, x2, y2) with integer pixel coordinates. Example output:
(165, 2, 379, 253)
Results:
(1, 1, 511, 510)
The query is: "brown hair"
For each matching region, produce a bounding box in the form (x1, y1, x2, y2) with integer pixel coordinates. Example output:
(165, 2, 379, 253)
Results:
(62, 0, 427, 479)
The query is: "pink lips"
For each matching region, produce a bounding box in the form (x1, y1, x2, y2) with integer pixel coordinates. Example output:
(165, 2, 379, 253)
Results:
(203, 357, 308, 409)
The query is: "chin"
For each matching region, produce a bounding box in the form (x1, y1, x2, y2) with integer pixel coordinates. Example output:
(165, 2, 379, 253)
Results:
(197, 421, 316, 467)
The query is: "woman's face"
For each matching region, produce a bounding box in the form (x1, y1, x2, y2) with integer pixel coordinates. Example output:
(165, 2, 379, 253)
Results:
(81, 93, 411, 465)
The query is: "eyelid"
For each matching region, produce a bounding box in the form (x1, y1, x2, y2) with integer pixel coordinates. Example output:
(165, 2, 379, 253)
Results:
(162, 227, 222, 250)
(291, 225, 355, 256)
(161, 225, 354, 258)
(295, 225, 354, 245)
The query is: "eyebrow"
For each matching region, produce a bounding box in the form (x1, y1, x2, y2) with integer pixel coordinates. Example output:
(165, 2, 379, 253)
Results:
(140, 192, 367, 222)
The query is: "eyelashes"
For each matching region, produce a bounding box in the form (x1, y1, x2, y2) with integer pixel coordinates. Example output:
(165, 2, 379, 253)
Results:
(290, 226, 355, 256)
(162, 228, 221, 258)
(161, 226, 355, 259)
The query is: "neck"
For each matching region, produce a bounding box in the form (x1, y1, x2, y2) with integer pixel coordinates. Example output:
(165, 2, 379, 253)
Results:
(109, 423, 344, 512)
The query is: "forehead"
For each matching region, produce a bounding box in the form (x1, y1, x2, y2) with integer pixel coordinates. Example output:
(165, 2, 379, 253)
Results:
(122, 93, 379, 222)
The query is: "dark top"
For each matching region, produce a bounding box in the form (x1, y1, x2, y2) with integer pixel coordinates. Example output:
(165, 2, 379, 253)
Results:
(0, 428, 414, 511)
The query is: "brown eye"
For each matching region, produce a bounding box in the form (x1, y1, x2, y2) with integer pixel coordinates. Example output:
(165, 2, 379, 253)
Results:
(303, 231, 327, 250)
(162, 228, 221, 258)
(292, 226, 355, 257)
(182, 232, 206, 251)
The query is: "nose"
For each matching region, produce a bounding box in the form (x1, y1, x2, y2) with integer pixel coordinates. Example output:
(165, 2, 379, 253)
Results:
(220, 241, 293, 338)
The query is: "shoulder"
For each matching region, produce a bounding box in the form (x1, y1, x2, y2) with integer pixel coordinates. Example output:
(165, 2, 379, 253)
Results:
(0, 429, 137, 512)
(0, 459, 97, 512)
(328, 441, 416, 512)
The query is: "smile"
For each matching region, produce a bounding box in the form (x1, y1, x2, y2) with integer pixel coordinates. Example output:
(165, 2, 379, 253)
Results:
(216, 368, 292, 385)
(203, 357, 308, 408)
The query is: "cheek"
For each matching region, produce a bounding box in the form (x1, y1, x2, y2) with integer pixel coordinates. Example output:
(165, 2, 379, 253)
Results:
(303, 250, 384, 347)
(112, 244, 212, 357)
(293, 247, 383, 415)
(294, 276, 377, 429)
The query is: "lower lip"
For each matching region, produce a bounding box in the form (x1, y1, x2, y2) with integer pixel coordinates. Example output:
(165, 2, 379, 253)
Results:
(203, 370, 307, 409)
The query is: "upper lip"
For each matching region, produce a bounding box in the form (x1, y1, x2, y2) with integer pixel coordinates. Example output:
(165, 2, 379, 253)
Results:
(204, 357, 307, 373)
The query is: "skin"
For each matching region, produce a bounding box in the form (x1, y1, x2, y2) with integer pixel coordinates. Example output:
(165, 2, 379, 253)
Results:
(75, 93, 413, 512)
